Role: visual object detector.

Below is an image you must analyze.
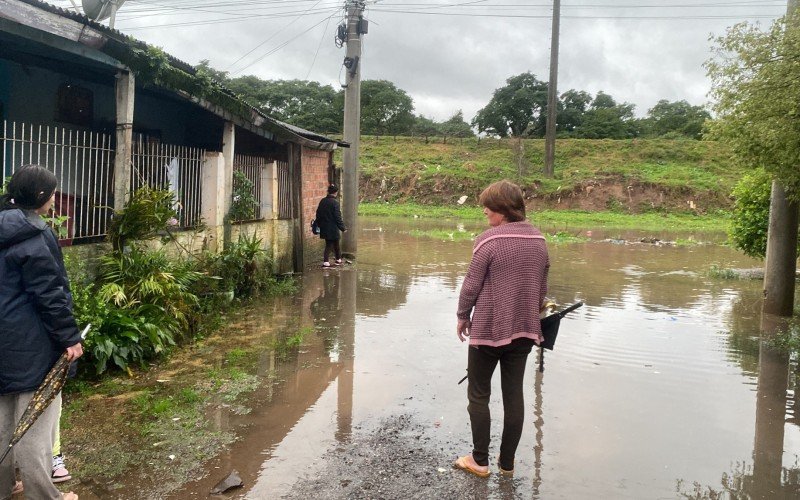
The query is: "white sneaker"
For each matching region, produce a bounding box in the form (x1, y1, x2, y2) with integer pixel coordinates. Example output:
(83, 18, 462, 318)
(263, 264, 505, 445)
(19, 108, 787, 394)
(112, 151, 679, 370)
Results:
(322, 261, 331, 268)
(52, 454, 71, 483)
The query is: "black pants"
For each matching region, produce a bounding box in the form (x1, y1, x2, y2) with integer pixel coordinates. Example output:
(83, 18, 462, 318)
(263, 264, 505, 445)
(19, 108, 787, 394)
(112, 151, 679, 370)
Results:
(467, 337, 534, 469)
(324, 239, 341, 262)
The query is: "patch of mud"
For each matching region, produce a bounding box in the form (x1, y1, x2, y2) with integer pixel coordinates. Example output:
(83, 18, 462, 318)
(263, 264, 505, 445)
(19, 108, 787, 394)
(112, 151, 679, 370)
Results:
(285, 414, 522, 500)
(361, 174, 730, 214)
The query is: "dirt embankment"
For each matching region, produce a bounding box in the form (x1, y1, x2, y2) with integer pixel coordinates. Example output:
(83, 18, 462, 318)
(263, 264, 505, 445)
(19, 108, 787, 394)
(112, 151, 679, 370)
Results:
(361, 168, 731, 214)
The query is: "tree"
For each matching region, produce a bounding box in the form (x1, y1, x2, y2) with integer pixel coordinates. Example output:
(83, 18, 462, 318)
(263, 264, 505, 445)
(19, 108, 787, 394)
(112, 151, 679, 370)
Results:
(440, 110, 474, 140)
(472, 72, 549, 137)
(645, 99, 710, 139)
(707, 16, 800, 197)
(573, 92, 637, 139)
(196, 59, 230, 83)
(360, 80, 415, 136)
(412, 115, 440, 143)
(707, 14, 800, 316)
(194, 61, 343, 133)
(226, 78, 343, 134)
(557, 89, 592, 133)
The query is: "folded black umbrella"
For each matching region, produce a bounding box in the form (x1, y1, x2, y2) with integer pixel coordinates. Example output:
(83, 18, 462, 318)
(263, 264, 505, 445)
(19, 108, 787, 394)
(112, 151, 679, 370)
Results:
(540, 301, 584, 351)
(538, 302, 583, 372)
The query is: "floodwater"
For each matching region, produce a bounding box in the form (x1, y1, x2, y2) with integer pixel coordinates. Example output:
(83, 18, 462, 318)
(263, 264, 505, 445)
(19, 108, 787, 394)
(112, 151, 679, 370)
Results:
(117, 217, 800, 497)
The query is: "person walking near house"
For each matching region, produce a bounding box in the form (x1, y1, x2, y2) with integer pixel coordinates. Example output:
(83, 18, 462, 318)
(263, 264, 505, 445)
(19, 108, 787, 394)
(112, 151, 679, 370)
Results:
(0, 165, 81, 500)
(454, 180, 550, 478)
(315, 184, 347, 267)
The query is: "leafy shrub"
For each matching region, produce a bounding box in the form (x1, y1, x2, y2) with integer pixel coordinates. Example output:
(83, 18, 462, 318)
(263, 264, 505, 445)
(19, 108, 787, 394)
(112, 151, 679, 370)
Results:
(108, 187, 177, 250)
(99, 248, 202, 329)
(229, 171, 259, 222)
(85, 303, 179, 375)
(729, 169, 772, 259)
(200, 232, 273, 298)
(66, 250, 194, 374)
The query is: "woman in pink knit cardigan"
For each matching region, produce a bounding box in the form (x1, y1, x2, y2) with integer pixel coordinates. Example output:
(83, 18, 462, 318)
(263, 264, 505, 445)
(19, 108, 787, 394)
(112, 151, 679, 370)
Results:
(454, 180, 550, 478)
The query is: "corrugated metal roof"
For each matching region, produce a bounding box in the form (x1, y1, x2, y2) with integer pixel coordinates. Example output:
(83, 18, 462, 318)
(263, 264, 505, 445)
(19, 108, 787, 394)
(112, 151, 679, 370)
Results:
(12, 0, 338, 145)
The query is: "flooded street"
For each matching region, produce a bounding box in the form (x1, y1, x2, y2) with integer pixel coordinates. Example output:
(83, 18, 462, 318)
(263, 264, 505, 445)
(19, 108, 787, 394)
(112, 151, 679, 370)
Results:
(127, 217, 800, 498)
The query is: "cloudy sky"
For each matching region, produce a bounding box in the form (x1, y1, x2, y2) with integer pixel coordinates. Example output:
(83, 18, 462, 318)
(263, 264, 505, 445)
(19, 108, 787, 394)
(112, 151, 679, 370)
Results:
(54, 0, 785, 120)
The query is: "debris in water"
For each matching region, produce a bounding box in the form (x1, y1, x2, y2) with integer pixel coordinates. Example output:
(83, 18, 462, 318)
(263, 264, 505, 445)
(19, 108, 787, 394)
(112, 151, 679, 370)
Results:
(210, 470, 244, 495)
(168, 455, 176, 461)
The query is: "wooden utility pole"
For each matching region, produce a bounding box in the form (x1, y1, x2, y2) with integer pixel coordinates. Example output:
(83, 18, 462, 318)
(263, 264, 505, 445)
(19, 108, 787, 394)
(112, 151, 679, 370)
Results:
(763, 0, 800, 316)
(543, 0, 560, 177)
(341, 1, 366, 258)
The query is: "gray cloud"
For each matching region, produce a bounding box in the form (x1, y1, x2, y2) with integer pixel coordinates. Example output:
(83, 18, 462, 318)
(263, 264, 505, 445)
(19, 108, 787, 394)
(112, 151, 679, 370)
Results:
(64, 0, 784, 121)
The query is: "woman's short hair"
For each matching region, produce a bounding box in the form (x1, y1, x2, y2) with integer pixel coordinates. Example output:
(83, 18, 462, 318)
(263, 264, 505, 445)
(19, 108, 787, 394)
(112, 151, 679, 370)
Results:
(327, 184, 339, 195)
(478, 180, 526, 222)
(1, 165, 57, 211)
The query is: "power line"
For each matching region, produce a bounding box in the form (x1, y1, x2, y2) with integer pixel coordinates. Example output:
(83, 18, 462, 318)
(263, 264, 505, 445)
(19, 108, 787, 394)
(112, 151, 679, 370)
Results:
(232, 12, 340, 75)
(369, 8, 780, 18)
(306, 14, 334, 79)
(119, 7, 340, 30)
(225, 0, 327, 73)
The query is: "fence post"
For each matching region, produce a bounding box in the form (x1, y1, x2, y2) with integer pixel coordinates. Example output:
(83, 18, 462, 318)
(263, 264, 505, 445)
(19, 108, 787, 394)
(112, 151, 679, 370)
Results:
(113, 70, 135, 212)
(201, 151, 229, 252)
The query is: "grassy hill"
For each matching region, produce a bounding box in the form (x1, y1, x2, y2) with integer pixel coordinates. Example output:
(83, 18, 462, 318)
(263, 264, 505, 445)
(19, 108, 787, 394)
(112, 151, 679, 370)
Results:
(345, 136, 742, 214)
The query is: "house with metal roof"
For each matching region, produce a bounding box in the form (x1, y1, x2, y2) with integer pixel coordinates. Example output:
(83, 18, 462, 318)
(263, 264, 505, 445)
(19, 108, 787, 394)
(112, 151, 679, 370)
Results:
(0, 0, 340, 269)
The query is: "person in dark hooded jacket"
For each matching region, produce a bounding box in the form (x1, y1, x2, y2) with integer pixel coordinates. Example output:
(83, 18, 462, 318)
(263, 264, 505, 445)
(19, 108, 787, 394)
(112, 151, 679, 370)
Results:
(315, 184, 347, 267)
(0, 165, 81, 500)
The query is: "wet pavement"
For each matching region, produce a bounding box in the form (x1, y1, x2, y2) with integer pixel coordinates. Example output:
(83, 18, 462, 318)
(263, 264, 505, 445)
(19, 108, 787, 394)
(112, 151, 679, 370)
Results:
(78, 217, 800, 498)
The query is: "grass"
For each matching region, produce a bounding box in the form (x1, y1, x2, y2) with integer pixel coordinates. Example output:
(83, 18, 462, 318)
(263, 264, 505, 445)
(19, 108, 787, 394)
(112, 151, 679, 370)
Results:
(361, 202, 731, 232)
(60, 339, 275, 491)
(346, 136, 741, 203)
(407, 228, 478, 241)
(708, 265, 740, 280)
(272, 326, 313, 361)
(405, 227, 590, 244)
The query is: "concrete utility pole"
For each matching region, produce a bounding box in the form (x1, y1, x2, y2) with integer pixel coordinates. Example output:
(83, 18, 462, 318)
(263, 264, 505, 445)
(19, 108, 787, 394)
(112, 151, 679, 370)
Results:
(762, 0, 800, 316)
(543, 0, 560, 177)
(341, 1, 366, 258)
(109, 0, 119, 30)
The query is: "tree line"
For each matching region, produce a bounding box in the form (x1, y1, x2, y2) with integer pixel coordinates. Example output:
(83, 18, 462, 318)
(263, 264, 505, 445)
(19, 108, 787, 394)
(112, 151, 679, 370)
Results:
(198, 61, 709, 140)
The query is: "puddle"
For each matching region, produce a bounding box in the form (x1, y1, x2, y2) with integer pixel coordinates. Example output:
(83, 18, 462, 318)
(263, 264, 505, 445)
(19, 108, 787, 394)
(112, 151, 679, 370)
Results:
(71, 216, 800, 498)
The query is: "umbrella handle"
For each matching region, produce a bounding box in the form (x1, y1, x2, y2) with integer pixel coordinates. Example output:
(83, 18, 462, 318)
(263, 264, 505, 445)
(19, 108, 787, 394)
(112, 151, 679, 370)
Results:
(557, 301, 584, 318)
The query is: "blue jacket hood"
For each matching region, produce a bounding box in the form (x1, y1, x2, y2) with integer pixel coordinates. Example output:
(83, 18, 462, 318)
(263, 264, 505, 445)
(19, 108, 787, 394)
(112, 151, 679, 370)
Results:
(0, 209, 47, 250)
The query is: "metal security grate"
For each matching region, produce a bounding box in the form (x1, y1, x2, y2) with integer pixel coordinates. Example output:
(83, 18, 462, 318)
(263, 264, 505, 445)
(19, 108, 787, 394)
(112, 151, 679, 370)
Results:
(130, 141, 205, 229)
(232, 154, 266, 221)
(1, 120, 115, 242)
(276, 160, 291, 219)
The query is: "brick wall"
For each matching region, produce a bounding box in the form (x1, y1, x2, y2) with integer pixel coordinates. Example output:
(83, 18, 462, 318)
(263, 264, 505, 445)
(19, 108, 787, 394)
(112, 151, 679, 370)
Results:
(300, 146, 332, 265)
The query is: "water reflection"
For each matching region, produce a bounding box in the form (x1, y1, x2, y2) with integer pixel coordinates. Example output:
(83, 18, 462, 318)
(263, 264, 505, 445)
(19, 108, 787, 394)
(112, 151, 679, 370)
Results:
(169, 270, 359, 499)
(676, 314, 799, 499)
(170, 216, 800, 499)
(532, 369, 544, 497)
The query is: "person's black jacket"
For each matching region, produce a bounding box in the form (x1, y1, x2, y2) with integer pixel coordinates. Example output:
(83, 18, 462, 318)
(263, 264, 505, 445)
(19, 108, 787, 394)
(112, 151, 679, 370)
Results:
(0, 208, 80, 394)
(315, 195, 346, 241)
